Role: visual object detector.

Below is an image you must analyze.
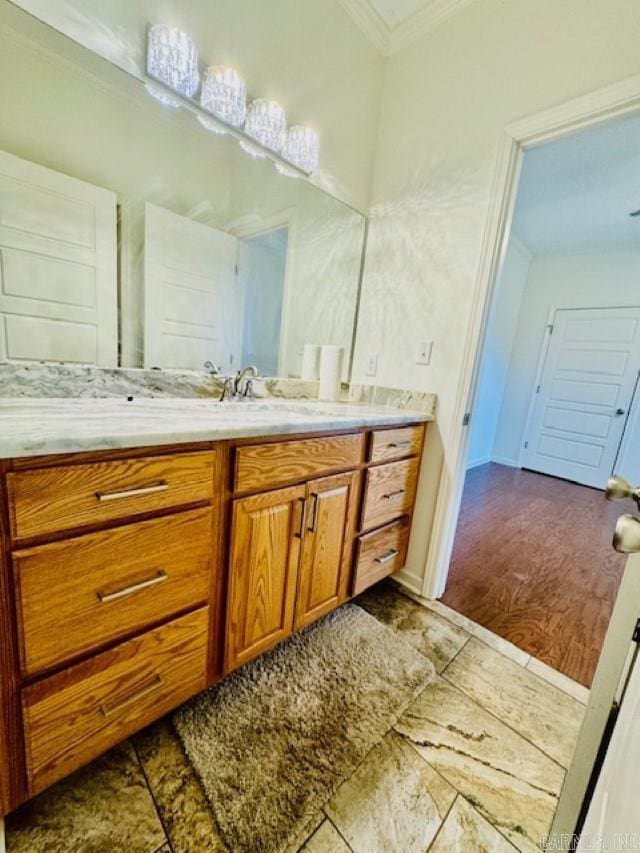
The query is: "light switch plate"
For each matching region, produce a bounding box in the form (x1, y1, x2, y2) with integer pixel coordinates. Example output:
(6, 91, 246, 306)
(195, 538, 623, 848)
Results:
(417, 340, 433, 365)
(366, 352, 378, 376)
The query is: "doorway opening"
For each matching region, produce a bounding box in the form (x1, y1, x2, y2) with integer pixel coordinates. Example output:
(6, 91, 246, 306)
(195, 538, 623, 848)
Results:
(238, 226, 289, 375)
(443, 110, 640, 688)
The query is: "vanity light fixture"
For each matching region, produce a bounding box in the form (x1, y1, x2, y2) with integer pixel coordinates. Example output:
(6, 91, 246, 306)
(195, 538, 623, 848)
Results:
(201, 66, 247, 128)
(281, 126, 320, 174)
(144, 24, 320, 174)
(146, 24, 200, 99)
(244, 99, 287, 154)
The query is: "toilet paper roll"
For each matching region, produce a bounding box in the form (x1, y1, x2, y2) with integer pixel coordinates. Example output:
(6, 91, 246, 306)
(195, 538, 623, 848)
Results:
(318, 345, 344, 401)
(301, 344, 321, 381)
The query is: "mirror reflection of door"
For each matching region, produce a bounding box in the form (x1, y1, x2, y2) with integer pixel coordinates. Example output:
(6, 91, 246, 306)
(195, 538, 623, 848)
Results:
(238, 227, 288, 376)
(144, 203, 239, 372)
(0, 150, 117, 366)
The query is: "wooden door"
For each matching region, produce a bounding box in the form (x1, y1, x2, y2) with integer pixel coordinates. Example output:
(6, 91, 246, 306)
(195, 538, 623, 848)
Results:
(0, 149, 117, 365)
(521, 306, 640, 488)
(144, 202, 239, 372)
(225, 484, 305, 671)
(295, 471, 358, 631)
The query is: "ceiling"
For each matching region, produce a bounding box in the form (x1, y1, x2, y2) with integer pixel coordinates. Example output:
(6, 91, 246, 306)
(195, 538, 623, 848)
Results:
(338, 0, 474, 55)
(511, 111, 640, 256)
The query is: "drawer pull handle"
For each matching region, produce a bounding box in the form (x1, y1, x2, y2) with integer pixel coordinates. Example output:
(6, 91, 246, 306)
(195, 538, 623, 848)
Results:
(375, 549, 399, 565)
(97, 570, 168, 603)
(308, 493, 319, 533)
(388, 440, 412, 448)
(294, 497, 306, 539)
(382, 489, 405, 500)
(100, 674, 165, 719)
(95, 481, 169, 502)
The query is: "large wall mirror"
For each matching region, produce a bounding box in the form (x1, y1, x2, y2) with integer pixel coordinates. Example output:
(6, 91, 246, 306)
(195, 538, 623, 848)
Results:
(0, 2, 366, 379)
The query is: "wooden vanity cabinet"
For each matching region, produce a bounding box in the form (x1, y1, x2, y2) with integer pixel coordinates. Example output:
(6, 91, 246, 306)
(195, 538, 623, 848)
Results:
(0, 420, 426, 815)
(225, 436, 363, 672)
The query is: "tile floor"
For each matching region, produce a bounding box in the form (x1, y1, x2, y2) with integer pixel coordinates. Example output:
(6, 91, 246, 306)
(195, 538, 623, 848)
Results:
(6, 582, 587, 853)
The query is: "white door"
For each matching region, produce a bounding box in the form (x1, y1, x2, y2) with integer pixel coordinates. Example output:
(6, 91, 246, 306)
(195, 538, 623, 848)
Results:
(521, 307, 640, 488)
(144, 203, 238, 371)
(581, 644, 640, 844)
(0, 149, 117, 365)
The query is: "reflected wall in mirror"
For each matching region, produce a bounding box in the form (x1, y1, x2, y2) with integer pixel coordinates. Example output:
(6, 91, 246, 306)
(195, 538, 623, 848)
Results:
(0, 2, 365, 379)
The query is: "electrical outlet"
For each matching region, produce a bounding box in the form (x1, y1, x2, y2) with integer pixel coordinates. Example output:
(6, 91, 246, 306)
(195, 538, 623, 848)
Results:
(366, 352, 378, 376)
(416, 340, 433, 366)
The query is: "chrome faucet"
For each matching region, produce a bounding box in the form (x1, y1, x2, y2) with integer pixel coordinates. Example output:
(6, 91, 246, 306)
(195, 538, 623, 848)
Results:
(220, 365, 258, 401)
(204, 360, 220, 375)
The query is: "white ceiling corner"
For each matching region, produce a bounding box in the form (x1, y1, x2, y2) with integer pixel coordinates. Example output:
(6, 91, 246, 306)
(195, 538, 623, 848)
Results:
(338, 0, 476, 56)
(338, 0, 391, 54)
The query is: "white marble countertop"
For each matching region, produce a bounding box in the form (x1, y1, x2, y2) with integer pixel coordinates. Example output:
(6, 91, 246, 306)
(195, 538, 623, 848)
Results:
(0, 397, 432, 458)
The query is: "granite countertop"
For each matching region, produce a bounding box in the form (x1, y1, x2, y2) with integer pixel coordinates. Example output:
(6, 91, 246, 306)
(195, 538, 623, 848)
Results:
(0, 397, 433, 458)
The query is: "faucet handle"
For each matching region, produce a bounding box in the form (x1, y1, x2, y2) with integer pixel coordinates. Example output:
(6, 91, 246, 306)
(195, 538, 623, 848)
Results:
(606, 475, 640, 505)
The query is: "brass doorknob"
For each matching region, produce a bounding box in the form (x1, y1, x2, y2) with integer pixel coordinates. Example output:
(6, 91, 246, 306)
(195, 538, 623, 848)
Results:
(606, 475, 640, 506)
(613, 514, 640, 554)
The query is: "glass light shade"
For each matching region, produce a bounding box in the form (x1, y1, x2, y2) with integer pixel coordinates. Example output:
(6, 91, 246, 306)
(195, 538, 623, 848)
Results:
(244, 99, 287, 153)
(281, 125, 319, 174)
(201, 66, 246, 128)
(146, 25, 200, 99)
(197, 115, 227, 135)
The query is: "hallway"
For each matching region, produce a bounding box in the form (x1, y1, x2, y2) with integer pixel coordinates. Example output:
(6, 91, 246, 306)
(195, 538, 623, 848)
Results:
(442, 463, 627, 686)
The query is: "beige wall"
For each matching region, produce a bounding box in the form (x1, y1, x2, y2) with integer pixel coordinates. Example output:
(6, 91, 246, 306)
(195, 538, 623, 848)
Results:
(11, 0, 384, 214)
(352, 0, 640, 591)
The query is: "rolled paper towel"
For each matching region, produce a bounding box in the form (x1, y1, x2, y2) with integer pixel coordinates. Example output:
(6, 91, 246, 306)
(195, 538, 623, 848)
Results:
(301, 344, 321, 380)
(318, 345, 344, 401)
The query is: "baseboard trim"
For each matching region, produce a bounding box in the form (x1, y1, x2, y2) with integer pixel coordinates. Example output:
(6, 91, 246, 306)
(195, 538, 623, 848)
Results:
(466, 456, 491, 470)
(392, 568, 423, 596)
(490, 455, 518, 468)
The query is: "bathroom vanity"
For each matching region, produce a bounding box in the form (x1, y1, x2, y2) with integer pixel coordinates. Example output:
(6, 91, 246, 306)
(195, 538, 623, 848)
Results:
(0, 400, 429, 814)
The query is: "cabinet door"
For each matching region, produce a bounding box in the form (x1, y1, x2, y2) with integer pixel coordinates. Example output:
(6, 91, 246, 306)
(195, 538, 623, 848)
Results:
(295, 471, 359, 630)
(225, 484, 305, 671)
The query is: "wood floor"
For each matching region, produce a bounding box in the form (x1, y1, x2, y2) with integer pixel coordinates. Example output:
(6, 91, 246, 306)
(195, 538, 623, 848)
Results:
(442, 462, 627, 687)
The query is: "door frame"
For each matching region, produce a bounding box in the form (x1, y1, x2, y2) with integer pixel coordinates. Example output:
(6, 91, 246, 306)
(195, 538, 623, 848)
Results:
(516, 304, 640, 472)
(422, 72, 640, 602)
(228, 207, 297, 377)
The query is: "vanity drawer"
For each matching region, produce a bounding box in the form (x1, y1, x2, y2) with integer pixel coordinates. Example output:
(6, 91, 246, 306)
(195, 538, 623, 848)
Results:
(234, 433, 364, 493)
(352, 517, 410, 595)
(369, 424, 424, 464)
(361, 457, 420, 532)
(7, 450, 216, 540)
(22, 607, 209, 795)
(13, 508, 213, 677)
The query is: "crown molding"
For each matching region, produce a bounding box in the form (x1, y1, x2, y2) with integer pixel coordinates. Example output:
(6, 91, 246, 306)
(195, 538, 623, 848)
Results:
(337, 0, 391, 54)
(389, 0, 476, 53)
(338, 0, 476, 56)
